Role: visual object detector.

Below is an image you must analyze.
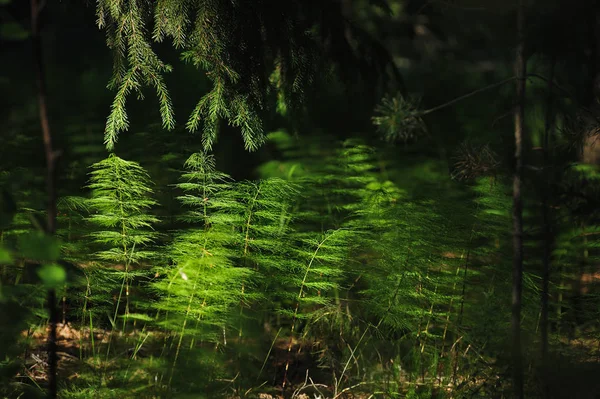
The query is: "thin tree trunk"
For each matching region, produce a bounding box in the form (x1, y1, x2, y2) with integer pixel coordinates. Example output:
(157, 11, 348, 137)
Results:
(31, 0, 59, 397)
(512, 0, 526, 398)
(540, 56, 556, 399)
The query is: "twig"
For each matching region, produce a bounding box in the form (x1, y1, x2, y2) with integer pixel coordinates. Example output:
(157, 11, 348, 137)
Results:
(291, 370, 328, 398)
(257, 327, 281, 380)
(333, 381, 370, 399)
(308, 377, 327, 398)
(418, 73, 574, 120)
(420, 77, 516, 117)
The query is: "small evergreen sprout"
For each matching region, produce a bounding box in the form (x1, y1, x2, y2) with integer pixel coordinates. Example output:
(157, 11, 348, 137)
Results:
(452, 142, 500, 181)
(372, 94, 427, 143)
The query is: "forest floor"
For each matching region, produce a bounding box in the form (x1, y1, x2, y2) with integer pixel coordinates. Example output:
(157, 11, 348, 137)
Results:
(16, 323, 362, 398)
(13, 323, 600, 398)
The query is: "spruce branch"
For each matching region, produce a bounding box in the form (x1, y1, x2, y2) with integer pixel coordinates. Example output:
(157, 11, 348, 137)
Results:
(98, 0, 399, 151)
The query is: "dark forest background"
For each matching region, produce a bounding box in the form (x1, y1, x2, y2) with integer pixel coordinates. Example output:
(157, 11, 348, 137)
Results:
(2, 0, 600, 398)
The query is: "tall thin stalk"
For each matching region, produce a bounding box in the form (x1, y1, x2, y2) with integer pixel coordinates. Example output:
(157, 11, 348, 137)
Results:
(282, 229, 341, 389)
(540, 57, 556, 397)
(512, 1, 527, 397)
(30, 0, 59, 396)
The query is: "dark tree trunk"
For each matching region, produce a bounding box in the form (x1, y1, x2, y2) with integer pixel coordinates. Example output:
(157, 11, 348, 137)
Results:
(30, 0, 59, 397)
(512, 0, 526, 397)
(540, 56, 556, 399)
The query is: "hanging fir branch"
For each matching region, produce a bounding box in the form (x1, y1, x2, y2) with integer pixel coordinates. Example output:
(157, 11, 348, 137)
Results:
(96, 0, 399, 151)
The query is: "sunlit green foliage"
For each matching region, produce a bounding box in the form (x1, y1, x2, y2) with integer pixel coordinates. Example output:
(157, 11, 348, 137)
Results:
(85, 153, 159, 326)
(87, 154, 159, 265)
(153, 152, 250, 356)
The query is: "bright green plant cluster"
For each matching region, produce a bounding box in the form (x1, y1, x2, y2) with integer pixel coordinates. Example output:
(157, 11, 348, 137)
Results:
(2, 128, 599, 398)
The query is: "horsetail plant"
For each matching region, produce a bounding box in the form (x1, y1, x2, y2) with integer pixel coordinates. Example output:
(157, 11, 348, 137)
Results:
(86, 154, 159, 343)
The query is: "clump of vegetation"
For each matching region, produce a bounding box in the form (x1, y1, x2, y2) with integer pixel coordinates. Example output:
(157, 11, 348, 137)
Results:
(3, 0, 600, 398)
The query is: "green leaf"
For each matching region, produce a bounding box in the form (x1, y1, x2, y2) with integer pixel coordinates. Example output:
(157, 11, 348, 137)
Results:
(18, 232, 61, 261)
(37, 263, 66, 289)
(482, 209, 508, 217)
(120, 313, 153, 322)
(366, 181, 381, 191)
(573, 163, 600, 179)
